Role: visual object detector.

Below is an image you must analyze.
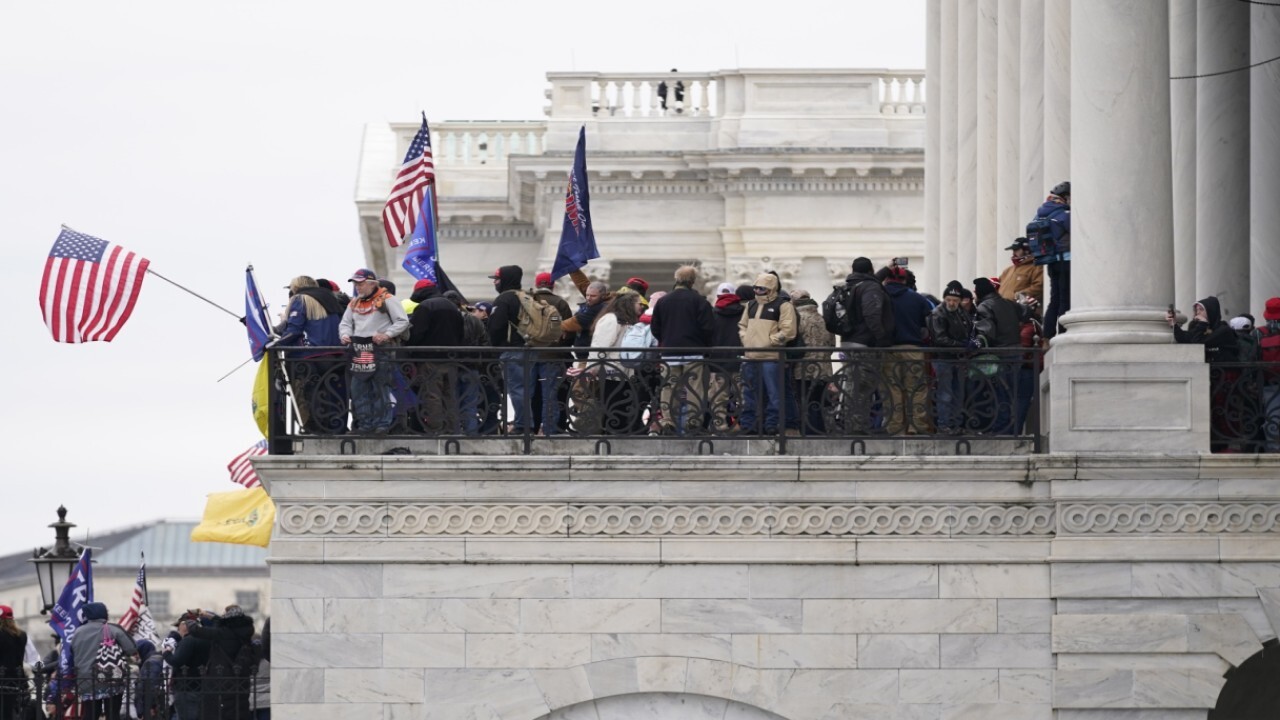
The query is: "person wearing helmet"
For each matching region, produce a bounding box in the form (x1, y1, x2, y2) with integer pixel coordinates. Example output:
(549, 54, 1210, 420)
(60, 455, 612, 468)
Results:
(1028, 181, 1071, 342)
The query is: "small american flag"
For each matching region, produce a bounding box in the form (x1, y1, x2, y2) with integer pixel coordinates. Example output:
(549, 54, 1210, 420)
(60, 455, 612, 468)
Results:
(228, 439, 269, 488)
(40, 227, 150, 343)
(355, 349, 376, 364)
(117, 562, 147, 634)
(382, 115, 436, 248)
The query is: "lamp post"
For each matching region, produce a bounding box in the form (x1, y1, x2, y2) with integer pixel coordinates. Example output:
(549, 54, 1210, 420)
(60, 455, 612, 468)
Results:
(29, 506, 80, 614)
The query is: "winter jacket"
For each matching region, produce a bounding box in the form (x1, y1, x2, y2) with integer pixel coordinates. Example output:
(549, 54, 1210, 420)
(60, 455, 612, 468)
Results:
(163, 629, 211, 692)
(709, 294, 745, 371)
(278, 287, 344, 355)
(1174, 296, 1239, 363)
(973, 292, 1024, 348)
(407, 285, 465, 349)
(488, 266, 527, 348)
(0, 629, 25, 679)
(134, 653, 166, 718)
(738, 273, 798, 360)
(839, 272, 895, 347)
(70, 620, 137, 695)
(461, 312, 489, 347)
(884, 281, 933, 346)
(339, 288, 410, 341)
(794, 301, 834, 378)
(579, 311, 629, 370)
(997, 256, 1044, 305)
(928, 304, 973, 349)
(651, 286, 715, 351)
(1032, 199, 1071, 265)
(567, 301, 606, 357)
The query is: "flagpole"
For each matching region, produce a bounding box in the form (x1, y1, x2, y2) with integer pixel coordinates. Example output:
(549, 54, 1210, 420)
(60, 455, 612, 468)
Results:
(146, 268, 241, 319)
(249, 265, 305, 430)
(140, 551, 148, 606)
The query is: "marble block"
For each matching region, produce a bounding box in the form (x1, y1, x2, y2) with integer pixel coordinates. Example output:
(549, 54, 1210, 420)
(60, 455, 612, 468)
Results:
(662, 599, 802, 634)
(940, 634, 1052, 668)
(384, 564, 572, 599)
(323, 668, 426, 704)
(856, 634, 940, 669)
(467, 633, 591, 669)
(732, 634, 859, 669)
(804, 599, 998, 633)
(899, 669, 1000, 704)
(748, 564, 939, 599)
(1052, 614, 1189, 653)
(939, 564, 1049, 599)
(521, 599, 660, 634)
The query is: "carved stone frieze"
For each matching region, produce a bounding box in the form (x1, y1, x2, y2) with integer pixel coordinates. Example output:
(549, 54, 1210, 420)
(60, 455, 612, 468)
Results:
(277, 503, 1055, 538)
(1060, 503, 1280, 535)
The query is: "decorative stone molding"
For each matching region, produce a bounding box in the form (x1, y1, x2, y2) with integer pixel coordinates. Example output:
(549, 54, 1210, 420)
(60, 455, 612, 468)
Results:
(277, 503, 1055, 538)
(1059, 503, 1280, 535)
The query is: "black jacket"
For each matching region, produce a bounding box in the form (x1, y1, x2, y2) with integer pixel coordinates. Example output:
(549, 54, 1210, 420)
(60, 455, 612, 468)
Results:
(189, 614, 256, 674)
(407, 285, 465, 349)
(163, 629, 212, 691)
(1174, 296, 1239, 362)
(488, 267, 526, 348)
(651, 286, 715, 350)
(974, 292, 1023, 348)
(842, 272, 895, 347)
(928, 304, 972, 349)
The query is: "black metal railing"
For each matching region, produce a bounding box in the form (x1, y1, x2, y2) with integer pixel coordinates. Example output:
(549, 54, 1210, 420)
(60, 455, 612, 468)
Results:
(1208, 362, 1280, 453)
(266, 345, 1045, 454)
(0, 664, 265, 720)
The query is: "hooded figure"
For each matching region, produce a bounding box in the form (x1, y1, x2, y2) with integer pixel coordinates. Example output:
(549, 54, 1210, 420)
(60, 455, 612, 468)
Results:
(739, 273, 798, 358)
(190, 608, 259, 720)
(487, 265, 526, 348)
(407, 280, 465, 350)
(1173, 296, 1238, 362)
(836, 257, 895, 347)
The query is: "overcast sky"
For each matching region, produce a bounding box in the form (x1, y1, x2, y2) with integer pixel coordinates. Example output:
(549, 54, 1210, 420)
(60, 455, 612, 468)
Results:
(0, 1, 923, 557)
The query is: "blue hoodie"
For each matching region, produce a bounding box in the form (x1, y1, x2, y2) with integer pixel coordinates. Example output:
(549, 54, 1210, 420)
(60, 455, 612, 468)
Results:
(884, 282, 933, 346)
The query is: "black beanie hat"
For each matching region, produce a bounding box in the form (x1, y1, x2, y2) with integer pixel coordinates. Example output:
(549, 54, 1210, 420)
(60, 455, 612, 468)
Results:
(973, 277, 997, 299)
(851, 257, 874, 274)
(735, 284, 755, 302)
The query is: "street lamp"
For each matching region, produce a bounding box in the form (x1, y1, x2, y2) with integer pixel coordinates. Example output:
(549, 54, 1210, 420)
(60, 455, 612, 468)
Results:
(29, 506, 80, 614)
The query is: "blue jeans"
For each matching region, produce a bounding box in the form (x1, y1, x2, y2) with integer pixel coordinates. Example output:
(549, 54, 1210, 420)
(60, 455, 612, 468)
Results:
(538, 361, 563, 433)
(740, 361, 785, 432)
(350, 363, 394, 432)
(1014, 366, 1035, 434)
(933, 360, 965, 432)
(458, 371, 481, 434)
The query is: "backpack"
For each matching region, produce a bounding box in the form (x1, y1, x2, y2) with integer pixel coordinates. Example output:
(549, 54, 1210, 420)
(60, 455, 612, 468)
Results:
(822, 284, 859, 337)
(619, 323, 656, 368)
(94, 625, 127, 681)
(509, 289, 563, 347)
(1026, 210, 1068, 261)
(1260, 327, 1280, 364)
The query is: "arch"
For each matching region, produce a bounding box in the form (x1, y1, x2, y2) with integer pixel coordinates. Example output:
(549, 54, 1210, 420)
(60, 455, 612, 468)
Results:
(1209, 641, 1280, 720)
(538, 692, 787, 720)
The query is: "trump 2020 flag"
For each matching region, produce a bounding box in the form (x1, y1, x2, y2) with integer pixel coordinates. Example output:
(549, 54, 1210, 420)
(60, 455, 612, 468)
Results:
(191, 487, 276, 547)
(245, 266, 272, 361)
(40, 227, 150, 343)
(48, 547, 93, 677)
(551, 126, 599, 280)
(402, 186, 440, 282)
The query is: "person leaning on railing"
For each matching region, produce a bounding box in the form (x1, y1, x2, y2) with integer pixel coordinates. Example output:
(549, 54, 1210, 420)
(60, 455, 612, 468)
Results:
(737, 273, 798, 435)
(276, 275, 347, 435)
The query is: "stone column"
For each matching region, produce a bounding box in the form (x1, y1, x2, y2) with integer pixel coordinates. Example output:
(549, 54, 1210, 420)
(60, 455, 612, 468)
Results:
(1048, 0, 1209, 454)
(1252, 5, 1280, 314)
(939, 0, 960, 286)
(1043, 0, 1069, 188)
(1195, 0, 1250, 315)
(956, 0, 979, 284)
(924, 0, 942, 294)
(1170, 0, 1197, 315)
(1018, 0, 1044, 222)
(996, 0, 1021, 272)
(975, 0, 999, 279)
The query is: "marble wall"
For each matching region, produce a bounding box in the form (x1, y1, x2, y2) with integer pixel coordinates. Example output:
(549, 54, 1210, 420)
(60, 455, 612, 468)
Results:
(262, 454, 1280, 720)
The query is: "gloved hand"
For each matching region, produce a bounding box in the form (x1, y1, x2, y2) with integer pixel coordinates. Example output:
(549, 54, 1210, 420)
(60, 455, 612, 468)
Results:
(965, 337, 982, 350)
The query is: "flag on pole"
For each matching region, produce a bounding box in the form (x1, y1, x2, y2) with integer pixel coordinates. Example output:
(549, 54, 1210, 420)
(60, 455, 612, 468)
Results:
(252, 359, 270, 438)
(244, 266, 272, 361)
(402, 183, 440, 282)
(228, 439, 269, 488)
(48, 548, 93, 678)
(117, 560, 147, 634)
(551, 127, 599, 280)
(40, 227, 150, 343)
(382, 114, 436, 248)
(191, 487, 276, 548)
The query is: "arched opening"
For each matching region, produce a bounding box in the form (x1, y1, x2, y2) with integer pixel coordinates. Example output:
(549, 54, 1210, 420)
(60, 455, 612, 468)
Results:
(1209, 639, 1280, 719)
(538, 692, 788, 720)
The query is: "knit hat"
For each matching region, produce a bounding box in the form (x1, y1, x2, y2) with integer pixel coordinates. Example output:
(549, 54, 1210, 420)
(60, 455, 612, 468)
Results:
(1265, 297, 1280, 322)
(413, 278, 436, 291)
(943, 285, 964, 299)
(716, 282, 737, 296)
(625, 277, 650, 295)
(222, 605, 245, 619)
(735, 285, 755, 302)
(83, 602, 108, 621)
(851, 257, 874, 274)
(973, 277, 997, 298)
(535, 272, 554, 289)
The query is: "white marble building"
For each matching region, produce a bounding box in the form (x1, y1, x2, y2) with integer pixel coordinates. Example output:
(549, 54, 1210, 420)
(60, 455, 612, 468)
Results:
(355, 69, 926, 300)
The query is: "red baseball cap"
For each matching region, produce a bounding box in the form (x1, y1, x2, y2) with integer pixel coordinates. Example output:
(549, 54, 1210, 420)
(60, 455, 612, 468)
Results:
(625, 277, 649, 293)
(413, 279, 436, 291)
(0, 605, 12, 619)
(535, 272, 554, 288)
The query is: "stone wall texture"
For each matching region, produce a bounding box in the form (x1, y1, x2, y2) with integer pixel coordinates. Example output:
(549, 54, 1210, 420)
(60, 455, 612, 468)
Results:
(260, 455, 1280, 720)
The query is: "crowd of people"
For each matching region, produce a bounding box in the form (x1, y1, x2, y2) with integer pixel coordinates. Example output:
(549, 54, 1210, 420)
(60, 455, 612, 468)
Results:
(264, 181, 1277, 449)
(0, 602, 268, 720)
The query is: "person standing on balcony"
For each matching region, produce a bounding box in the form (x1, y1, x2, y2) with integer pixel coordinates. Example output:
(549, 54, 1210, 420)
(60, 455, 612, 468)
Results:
(1169, 297, 1240, 452)
(651, 265, 715, 434)
(407, 279, 465, 434)
(531, 272, 573, 435)
(487, 265, 533, 433)
(562, 280, 608, 359)
(0, 605, 27, 720)
(790, 290, 835, 434)
(738, 273, 798, 435)
(339, 269, 410, 434)
(277, 275, 346, 435)
(69, 602, 138, 720)
(706, 283, 748, 432)
(657, 69, 685, 113)
(1028, 181, 1071, 341)
(929, 283, 973, 433)
(971, 277, 1024, 435)
(882, 264, 933, 434)
(828, 257, 895, 433)
(997, 238, 1044, 307)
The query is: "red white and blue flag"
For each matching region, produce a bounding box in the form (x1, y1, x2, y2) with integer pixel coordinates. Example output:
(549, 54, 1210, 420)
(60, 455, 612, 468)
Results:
(552, 127, 599, 280)
(40, 227, 150, 343)
(383, 114, 436, 248)
(117, 561, 146, 633)
(228, 439, 269, 488)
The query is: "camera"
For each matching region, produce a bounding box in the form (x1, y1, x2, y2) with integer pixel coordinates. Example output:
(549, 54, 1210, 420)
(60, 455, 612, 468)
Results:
(892, 257, 909, 267)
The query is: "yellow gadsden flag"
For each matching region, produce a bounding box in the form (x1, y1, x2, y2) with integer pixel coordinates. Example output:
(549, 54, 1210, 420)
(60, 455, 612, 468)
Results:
(191, 487, 275, 547)
(251, 359, 269, 438)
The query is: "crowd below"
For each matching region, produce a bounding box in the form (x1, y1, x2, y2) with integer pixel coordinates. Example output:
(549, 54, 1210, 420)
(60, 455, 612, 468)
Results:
(0, 602, 268, 720)
(268, 182, 1278, 452)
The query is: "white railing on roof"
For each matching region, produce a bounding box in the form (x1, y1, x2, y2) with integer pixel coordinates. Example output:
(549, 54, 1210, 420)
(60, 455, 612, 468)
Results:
(878, 71, 926, 115)
(585, 72, 720, 118)
(430, 121, 547, 168)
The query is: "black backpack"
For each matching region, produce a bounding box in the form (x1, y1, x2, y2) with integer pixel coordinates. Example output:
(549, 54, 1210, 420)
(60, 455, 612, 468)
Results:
(822, 283, 860, 337)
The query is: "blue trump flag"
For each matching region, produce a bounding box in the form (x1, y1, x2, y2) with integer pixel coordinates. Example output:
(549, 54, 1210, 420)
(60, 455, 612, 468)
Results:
(551, 126, 599, 280)
(48, 547, 93, 678)
(402, 187, 439, 283)
(245, 266, 272, 361)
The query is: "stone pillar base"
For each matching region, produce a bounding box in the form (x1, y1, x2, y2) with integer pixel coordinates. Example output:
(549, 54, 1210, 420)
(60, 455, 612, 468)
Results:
(1043, 343, 1209, 453)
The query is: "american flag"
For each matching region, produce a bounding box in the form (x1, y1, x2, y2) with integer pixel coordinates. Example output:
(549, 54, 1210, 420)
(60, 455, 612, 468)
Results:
(40, 227, 150, 343)
(228, 439, 269, 488)
(382, 115, 436, 248)
(117, 561, 147, 634)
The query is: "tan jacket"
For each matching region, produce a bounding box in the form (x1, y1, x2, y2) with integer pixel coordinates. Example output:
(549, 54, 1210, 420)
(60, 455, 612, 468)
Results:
(997, 258, 1044, 305)
(794, 302, 834, 378)
(738, 273, 798, 359)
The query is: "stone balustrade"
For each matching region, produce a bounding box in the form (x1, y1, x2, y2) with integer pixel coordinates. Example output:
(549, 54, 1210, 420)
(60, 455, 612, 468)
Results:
(879, 71, 927, 115)
(415, 120, 547, 168)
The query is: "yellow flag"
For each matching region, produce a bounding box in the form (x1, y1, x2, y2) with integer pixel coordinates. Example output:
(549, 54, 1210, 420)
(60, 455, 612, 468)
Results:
(252, 359, 269, 438)
(191, 487, 275, 547)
